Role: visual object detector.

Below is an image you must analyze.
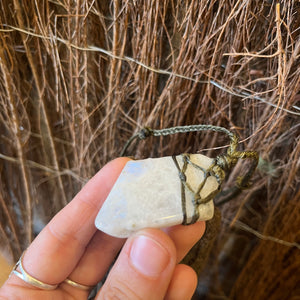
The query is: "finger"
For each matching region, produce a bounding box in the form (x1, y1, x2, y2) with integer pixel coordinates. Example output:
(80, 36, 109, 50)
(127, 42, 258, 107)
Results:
(8, 157, 130, 288)
(164, 220, 206, 262)
(62, 219, 205, 292)
(60, 230, 125, 291)
(62, 204, 206, 290)
(97, 228, 176, 300)
(165, 264, 198, 300)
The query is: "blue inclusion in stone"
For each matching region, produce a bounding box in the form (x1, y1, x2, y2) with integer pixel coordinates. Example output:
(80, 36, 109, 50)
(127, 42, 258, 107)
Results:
(126, 161, 145, 176)
(114, 205, 126, 219)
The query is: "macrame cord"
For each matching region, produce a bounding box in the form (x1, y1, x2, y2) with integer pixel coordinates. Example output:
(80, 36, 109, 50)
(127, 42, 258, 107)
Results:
(121, 125, 258, 223)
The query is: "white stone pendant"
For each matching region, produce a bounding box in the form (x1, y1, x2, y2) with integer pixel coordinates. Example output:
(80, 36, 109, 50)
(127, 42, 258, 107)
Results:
(95, 154, 220, 238)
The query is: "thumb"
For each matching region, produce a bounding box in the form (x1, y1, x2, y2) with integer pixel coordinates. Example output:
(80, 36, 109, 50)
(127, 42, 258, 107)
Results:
(97, 228, 176, 300)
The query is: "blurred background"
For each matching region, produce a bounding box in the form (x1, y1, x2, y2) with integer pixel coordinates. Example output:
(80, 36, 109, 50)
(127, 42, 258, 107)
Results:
(0, 1, 299, 298)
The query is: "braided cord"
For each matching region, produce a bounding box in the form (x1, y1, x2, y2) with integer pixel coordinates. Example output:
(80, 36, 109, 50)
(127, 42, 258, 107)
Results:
(120, 124, 237, 156)
(151, 125, 234, 138)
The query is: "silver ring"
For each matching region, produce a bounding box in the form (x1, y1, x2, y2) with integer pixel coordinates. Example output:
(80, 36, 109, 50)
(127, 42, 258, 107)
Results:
(64, 278, 94, 290)
(11, 252, 58, 290)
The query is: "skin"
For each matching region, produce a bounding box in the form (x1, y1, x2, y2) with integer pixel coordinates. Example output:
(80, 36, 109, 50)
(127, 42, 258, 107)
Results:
(0, 157, 206, 300)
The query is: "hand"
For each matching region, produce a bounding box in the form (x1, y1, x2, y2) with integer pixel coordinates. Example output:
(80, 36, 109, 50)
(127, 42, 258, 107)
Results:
(0, 157, 206, 300)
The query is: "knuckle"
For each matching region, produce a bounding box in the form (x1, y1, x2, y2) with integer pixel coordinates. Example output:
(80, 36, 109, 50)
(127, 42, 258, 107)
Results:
(100, 279, 142, 300)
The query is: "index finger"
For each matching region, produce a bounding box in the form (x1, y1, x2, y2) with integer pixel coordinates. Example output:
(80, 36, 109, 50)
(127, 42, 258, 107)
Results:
(10, 157, 130, 286)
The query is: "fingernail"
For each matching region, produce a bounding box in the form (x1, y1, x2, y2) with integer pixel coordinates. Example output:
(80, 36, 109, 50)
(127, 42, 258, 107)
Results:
(130, 235, 170, 277)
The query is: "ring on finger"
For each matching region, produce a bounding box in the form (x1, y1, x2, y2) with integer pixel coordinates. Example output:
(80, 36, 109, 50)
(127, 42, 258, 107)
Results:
(11, 252, 58, 290)
(63, 278, 95, 290)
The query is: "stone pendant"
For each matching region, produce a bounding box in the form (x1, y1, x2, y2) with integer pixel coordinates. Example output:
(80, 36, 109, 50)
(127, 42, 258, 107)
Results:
(95, 154, 220, 238)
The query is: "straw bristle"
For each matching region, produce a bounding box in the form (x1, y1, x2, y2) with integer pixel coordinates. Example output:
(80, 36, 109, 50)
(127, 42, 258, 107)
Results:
(0, 0, 299, 298)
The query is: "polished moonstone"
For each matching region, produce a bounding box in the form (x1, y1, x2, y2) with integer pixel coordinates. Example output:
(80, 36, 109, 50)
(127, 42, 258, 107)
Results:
(95, 154, 219, 238)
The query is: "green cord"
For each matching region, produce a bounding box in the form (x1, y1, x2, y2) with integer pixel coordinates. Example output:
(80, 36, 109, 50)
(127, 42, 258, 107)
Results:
(121, 125, 237, 156)
(121, 124, 258, 206)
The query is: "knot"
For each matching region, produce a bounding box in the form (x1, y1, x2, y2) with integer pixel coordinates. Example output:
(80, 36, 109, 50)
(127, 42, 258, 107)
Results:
(138, 127, 153, 140)
(216, 154, 238, 172)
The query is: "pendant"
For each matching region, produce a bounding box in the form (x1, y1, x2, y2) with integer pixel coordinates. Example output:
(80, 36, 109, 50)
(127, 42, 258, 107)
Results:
(95, 153, 220, 238)
(95, 125, 259, 238)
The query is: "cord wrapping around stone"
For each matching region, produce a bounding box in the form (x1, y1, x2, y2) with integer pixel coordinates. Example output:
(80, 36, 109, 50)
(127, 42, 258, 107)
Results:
(120, 124, 258, 206)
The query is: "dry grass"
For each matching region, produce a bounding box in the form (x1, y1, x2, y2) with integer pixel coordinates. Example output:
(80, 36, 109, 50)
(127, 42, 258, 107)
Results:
(0, 0, 299, 298)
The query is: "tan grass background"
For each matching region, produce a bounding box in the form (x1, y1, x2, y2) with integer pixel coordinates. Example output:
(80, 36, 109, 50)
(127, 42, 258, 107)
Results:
(0, 0, 299, 298)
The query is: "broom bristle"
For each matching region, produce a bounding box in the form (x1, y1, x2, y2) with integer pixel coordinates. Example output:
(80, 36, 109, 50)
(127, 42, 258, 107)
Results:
(0, 1, 299, 298)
